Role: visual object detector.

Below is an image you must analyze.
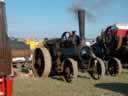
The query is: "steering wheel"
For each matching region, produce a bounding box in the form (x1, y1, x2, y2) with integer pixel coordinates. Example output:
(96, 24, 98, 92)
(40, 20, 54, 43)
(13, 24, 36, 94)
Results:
(61, 32, 71, 41)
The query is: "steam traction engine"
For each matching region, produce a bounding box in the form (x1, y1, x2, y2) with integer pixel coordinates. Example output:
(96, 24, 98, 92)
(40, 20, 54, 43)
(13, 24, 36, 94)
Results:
(92, 24, 126, 75)
(32, 9, 106, 82)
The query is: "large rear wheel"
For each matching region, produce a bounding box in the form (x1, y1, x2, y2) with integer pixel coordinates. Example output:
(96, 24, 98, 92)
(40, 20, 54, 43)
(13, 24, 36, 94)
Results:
(88, 57, 105, 80)
(32, 47, 52, 78)
(63, 58, 78, 83)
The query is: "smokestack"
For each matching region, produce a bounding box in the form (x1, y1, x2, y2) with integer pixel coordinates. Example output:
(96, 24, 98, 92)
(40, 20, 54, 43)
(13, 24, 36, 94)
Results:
(0, 0, 12, 76)
(77, 9, 85, 43)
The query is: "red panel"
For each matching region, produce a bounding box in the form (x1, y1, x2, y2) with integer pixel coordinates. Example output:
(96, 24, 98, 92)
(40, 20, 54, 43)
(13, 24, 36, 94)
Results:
(0, 77, 4, 96)
(0, 76, 13, 96)
(116, 29, 128, 38)
(6, 77, 13, 96)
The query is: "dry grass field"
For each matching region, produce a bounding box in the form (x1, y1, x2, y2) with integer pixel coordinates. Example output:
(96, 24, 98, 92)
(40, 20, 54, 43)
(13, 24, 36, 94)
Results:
(13, 70, 128, 96)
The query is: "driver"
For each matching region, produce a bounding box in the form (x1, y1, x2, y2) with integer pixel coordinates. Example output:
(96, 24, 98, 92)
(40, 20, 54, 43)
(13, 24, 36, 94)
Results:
(68, 32, 73, 41)
(68, 31, 80, 46)
(72, 31, 77, 45)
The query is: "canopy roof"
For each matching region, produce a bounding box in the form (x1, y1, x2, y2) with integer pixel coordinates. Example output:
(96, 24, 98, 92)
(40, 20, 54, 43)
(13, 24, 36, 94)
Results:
(115, 24, 128, 30)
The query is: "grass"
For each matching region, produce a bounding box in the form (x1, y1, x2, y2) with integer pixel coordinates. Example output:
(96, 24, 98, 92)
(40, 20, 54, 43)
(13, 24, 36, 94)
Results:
(13, 70, 128, 96)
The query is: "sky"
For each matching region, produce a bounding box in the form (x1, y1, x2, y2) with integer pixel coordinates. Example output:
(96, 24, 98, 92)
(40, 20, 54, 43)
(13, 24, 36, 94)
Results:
(5, 0, 128, 39)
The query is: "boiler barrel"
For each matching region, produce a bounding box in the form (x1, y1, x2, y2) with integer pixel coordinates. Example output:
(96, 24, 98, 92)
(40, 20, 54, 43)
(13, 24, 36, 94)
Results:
(61, 47, 79, 58)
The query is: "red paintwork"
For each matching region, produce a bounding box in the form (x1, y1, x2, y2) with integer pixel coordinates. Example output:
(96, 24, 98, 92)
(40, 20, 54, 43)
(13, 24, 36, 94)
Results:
(116, 29, 128, 38)
(0, 76, 13, 96)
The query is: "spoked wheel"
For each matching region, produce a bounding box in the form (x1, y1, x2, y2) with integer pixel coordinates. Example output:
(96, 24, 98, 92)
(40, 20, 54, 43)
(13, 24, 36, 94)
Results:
(88, 57, 105, 80)
(32, 47, 52, 78)
(107, 57, 122, 76)
(63, 58, 78, 83)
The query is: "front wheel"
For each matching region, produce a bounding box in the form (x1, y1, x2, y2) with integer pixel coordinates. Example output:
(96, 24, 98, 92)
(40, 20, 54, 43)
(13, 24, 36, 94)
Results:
(63, 58, 78, 83)
(88, 57, 105, 80)
(107, 57, 122, 76)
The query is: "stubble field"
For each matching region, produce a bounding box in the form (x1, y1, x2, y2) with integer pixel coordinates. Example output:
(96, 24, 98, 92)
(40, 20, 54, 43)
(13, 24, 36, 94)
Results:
(13, 70, 128, 96)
